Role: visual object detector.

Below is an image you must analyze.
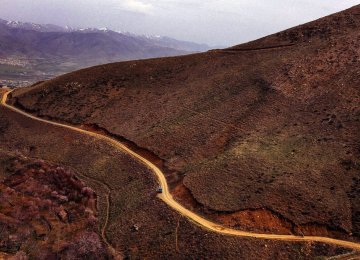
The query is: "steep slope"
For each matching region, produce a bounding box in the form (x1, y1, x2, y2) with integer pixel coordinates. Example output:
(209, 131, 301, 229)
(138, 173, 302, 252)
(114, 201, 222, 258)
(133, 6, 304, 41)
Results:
(1, 89, 348, 259)
(11, 4, 360, 242)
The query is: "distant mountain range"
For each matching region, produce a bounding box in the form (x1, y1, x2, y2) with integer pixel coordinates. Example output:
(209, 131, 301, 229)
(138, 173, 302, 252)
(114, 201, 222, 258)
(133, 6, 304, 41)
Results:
(0, 18, 212, 86)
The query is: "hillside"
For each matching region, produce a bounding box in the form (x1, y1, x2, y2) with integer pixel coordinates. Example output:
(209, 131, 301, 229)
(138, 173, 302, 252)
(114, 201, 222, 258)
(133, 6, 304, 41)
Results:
(0, 19, 210, 87)
(6, 4, 360, 257)
(1, 88, 348, 259)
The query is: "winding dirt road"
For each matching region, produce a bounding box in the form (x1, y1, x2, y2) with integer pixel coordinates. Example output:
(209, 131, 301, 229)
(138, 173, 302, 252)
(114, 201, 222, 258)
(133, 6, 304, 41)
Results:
(2, 90, 360, 252)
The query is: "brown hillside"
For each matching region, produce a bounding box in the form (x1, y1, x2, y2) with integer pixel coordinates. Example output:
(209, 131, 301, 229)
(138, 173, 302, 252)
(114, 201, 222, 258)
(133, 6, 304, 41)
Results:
(1, 90, 348, 258)
(11, 5, 360, 241)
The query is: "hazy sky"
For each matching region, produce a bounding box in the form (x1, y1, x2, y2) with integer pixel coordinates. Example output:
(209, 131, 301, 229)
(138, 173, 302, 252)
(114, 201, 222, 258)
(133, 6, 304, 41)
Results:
(0, 0, 359, 46)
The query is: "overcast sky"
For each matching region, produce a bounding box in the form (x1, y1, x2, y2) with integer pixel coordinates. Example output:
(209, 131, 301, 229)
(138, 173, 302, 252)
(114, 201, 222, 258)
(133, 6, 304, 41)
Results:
(0, 0, 359, 46)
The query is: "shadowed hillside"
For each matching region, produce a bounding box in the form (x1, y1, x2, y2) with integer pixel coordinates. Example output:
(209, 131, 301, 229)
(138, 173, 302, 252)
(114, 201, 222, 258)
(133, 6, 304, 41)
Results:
(10, 4, 360, 248)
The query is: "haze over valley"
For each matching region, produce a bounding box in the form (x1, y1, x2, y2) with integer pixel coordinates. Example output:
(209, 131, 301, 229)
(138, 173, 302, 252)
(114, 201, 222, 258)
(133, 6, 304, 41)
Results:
(0, 18, 210, 87)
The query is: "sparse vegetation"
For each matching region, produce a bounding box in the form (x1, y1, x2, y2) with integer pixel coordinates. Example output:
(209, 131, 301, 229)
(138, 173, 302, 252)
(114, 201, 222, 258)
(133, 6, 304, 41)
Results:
(0, 91, 349, 258)
(0, 152, 109, 259)
(11, 4, 360, 241)
(2, 3, 360, 259)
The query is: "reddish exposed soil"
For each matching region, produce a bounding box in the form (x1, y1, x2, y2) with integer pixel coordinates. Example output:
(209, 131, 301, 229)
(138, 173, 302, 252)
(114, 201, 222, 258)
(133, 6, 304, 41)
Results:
(172, 182, 351, 240)
(217, 209, 293, 234)
(172, 183, 198, 210)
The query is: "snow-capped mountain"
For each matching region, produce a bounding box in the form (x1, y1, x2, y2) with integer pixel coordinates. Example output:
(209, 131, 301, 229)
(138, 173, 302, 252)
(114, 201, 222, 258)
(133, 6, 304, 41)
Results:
(0, 18, 211, 52)
(0, 18, 212, 85)
(0, 19, 68, 32)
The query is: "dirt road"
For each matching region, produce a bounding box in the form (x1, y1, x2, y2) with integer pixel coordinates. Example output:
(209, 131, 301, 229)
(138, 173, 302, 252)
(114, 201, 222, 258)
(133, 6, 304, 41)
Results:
(2, 90, 360, 252)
